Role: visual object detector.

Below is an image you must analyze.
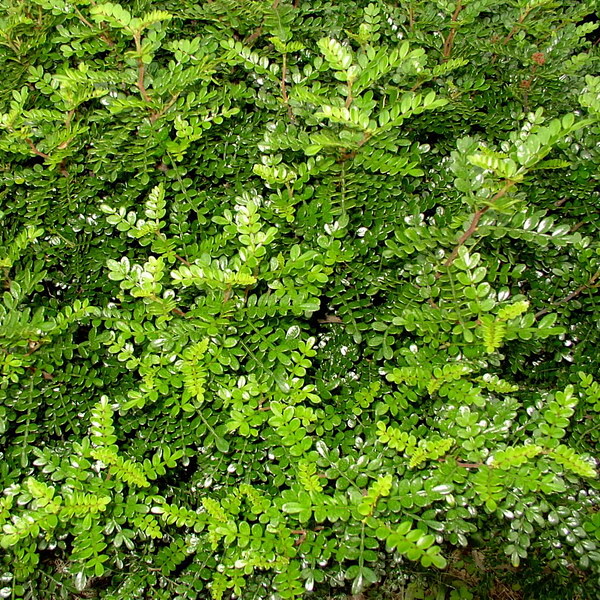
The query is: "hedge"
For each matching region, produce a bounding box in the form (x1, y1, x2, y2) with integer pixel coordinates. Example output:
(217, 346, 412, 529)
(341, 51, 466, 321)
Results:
(0, 1, 599, 598)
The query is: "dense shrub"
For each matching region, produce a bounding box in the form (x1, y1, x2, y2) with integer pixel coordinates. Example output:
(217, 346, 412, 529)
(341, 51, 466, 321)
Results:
(0, 1, 599, 598)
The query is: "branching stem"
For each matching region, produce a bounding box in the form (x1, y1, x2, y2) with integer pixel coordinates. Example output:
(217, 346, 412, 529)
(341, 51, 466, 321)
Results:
(133, 33, 152, 103)
(442, 1, 464, 60)
(150, 93, 180, 123)
(26, 138, 49, 159)
(438, 180, 517, 276)
(74, 6, 114, 47)
(280, 53, 295, 122)
(503, 7, 533, 45)
(535, 270, 600, 318)
(345, 80, 353, 108)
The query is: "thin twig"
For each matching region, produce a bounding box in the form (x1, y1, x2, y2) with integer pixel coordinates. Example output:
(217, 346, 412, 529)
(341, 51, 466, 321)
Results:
(317, 315, 343, 324)
(442, 1, 464, 60)
(410, 78, 426, 92)
(503, 7, 533, 45)
(150, 93, 180, 123)
(64, 109, 75, 128)
(569, 220, 586, 234)
(437, 180, 517, 276)
(280, 53, 295, 122)
(438, 458, 483, 468)
(357, 132, 372, 148)
(74, 5, 115, 47)
(245, 0, 281, 46)
(133, 34, 152, 103)
(137, 59, 151, 102)
(345, 80, 353, 108)
(244, 26, 263, 46)
(25, 341, 45, 355)
(25, 138, 49, 159)
(280, 53, 289, 104)
(337, 132, 373, 163)
(534, 270, 600, 318)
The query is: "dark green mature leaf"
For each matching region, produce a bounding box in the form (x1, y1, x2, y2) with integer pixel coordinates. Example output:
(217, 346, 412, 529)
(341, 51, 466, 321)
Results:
(0, 1, 599, 599)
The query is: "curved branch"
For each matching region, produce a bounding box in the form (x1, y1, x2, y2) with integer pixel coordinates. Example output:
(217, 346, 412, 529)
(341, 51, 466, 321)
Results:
(535, 270, 600, 318)
(437, 180, 517, 276)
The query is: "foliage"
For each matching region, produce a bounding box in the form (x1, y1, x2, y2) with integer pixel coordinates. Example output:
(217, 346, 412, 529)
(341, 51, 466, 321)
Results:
(0, 0, 599, 598)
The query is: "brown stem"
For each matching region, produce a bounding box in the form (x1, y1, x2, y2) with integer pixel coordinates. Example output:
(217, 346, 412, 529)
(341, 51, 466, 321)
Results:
(503, 8, 532, 45)
(25, 341, 44, 355)
(150, 93, 180, 123)
(245, 0, 281, 46)
(442, 1, 464, 60)
(569, 220, 586, 234)
(172, 308, 187, 317)
(408, 4, 414, 32)
(244, 26, 263, 46)
(438, 458, 483, 468)
(357, 131, 372, 148)
(345, 80, 353, 108)
(534, 270, 600, 319)
(133, 34, 151, 103)
(280, 53, 295, 122)
(437, 181, 517, 276)
(73, 7, 94, 28)
(25, 138, 49, 159)
(337, 150, 356, 163)
(410, 78, 426, 92)
(337, 132, 372, 163)
(317, 315, 343, 324)
(57, 136, 74, 150)
(64, 109, 75, 128)
(280, 53, 289, 104)
(175, 253, 191, 266)
(291, 529, 307, 545)
(74, 6, 114, 47)
(137, 59, 151, 102)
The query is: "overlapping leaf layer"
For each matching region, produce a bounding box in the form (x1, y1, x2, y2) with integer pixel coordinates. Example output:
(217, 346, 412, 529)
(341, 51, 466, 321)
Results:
(0, 1, 599, 598)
